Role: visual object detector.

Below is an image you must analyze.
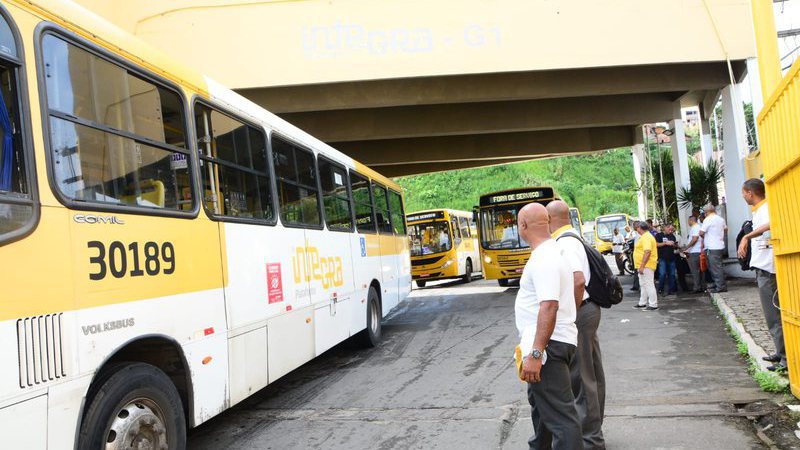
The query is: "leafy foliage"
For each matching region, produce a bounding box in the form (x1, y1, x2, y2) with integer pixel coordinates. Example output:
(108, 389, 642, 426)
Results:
(394, 149, 637, 221)
(677, 160, 723, 211)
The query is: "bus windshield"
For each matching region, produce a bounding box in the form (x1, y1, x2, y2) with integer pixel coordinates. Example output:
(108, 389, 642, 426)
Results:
(408, 221, 452, 256)
(479, 205, 530, 250)
(596, 216, 627, 242)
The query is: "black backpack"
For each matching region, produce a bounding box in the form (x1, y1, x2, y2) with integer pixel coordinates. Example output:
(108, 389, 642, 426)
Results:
(557, 233, 624, 308)
(736, 220, 753, 271)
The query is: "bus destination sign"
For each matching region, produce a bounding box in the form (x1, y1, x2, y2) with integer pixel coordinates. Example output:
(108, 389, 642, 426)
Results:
(480, 188, 554, 206)
(406, 211, 445, 222)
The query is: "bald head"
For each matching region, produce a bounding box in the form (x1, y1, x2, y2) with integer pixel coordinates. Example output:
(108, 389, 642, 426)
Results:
(545, 200, 571, 233)
(518, 203, 551, 248)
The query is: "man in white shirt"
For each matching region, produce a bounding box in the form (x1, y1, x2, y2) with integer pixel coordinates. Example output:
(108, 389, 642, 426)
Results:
(515, 202, 582, 450)
(682, 215, 705, 293)
(612, 228, 626, 276)
(547, 201, 606, 450)
(738, 179, 786, 371)
(699, 204, 728, 292)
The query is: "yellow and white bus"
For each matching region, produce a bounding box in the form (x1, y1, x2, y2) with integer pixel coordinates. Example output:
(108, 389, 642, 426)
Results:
(476, 187, 556, 286)
(594, 213, 633, 254)
(569, 207, 583, 235)
(0, 1, 411, 448)
(407, 209, 481, 287)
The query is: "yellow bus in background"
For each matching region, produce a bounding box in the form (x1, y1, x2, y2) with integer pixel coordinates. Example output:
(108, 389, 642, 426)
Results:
(0, 1, 411, 448)
(476, 187, 556, 286)
(594, 213, 632, 254)
(407, 209, 481, 287)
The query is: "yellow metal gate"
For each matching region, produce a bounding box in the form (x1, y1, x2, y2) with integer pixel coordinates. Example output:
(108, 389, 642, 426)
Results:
(758, 58, 800, 397)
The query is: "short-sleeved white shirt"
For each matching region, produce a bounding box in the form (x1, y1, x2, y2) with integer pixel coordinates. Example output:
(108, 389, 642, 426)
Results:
(612, 234, 625, 254)
(750, 202, 775, 274)
(688, 223, 703, 253)
(700, 213, 726, 250)
(553, 228, 590, 301)
(515, 239, 578, 353)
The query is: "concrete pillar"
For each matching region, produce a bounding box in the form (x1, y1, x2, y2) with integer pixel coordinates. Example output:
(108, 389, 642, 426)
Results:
(720, 84, 751, 257)
(746, 57, 763, 148)
(698, 112, 714, 168)
(669, 102, 691, 238)
(631, 144, 647, 219)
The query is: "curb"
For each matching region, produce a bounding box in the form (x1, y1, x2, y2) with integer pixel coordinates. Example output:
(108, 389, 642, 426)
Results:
(710, 292, 773, 373)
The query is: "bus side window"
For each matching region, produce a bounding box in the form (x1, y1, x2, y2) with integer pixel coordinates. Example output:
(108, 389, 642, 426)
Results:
(0, 12, 35, 241)
(318, 157, 352, 232)
(451, 216, 462, 246)
(194, 103, 273, 221)
(349, 171, 375, 234)
(372, 183, 392, 234)
(388, 190, 406, 235)
(458, 217, 470, 238)
(42, 33, 193, 212)
(272, 137, 321, 227)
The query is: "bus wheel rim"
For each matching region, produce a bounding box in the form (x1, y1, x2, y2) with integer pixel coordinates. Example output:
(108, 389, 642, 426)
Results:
(105, 397, 168, 450)
(370, 300, 379, 334)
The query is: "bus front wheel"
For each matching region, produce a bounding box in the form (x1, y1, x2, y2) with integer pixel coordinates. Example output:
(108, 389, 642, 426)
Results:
(359, 286, 382, 347)
(498, 279, 509, 287)
(462, 259, 473, 283)
(416, 280, 426, 288)
(79, 362, 186, 450)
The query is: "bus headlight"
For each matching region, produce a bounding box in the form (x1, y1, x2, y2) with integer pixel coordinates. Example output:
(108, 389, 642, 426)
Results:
(484, 255, 492, 264)
(440, 259, 454, 269)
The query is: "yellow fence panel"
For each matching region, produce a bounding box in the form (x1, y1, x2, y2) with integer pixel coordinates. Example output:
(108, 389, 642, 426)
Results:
(758, 58, 800, 398)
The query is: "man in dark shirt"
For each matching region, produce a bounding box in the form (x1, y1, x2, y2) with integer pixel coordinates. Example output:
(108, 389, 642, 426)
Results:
(655, 224, 678, 295)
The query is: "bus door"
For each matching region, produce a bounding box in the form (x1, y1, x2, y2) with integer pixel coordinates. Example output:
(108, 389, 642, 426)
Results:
(308, 157, 355, 355)
(373, 183, 400, 314)
(450, 214, 463, 274)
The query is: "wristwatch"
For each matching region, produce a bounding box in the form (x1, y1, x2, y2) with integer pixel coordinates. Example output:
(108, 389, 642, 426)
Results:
(529, 348, 544, 359)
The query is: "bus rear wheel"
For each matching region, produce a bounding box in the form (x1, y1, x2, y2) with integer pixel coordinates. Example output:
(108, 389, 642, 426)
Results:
(498, 279, 509, 287)
(415, 280, 427, 288)
(359, 286, 382, 347)
(462, 260, 473, 283)
(79, 362, 186, 450)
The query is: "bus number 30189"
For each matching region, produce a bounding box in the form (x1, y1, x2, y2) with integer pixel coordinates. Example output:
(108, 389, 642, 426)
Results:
(87, 241, 176, 280)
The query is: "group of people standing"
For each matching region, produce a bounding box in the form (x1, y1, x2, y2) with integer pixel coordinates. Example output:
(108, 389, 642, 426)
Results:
(513, 178, 785, 450)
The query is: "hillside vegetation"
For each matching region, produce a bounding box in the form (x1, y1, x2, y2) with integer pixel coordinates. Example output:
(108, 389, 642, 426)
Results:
(395, 149, 637, 222)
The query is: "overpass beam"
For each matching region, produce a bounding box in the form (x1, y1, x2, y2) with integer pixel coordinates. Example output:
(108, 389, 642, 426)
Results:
(670, 103, 692, 237)
(334, 126, 634, 169)
(719, 84, 750, 257)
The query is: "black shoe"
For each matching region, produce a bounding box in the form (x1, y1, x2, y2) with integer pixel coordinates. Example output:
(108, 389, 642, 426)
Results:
(763, 354, 782, 363)
(667, 291, 677, 295)
(693, 290, 705, 294)
(630, 287, 639, 292)
(633, 304, 647, 309)
(767, 363, 787, 372)
(644, 306, 659, 311)
(657, 290, 664, 295)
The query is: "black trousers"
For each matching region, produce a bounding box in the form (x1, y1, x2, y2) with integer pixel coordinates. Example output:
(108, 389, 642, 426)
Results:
(527, 340, 583, 450)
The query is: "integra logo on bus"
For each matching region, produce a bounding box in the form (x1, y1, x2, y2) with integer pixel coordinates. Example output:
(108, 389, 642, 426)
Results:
(74, 214, 125, 225)
(292, 243, 344, 289)
(81, 318, 135, 335)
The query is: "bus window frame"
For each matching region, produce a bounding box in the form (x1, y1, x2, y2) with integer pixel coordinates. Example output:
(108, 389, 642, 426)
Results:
(388, 188, 406, 235)
(34, 24, 200, 219)
(192, 97, 277, 226)
(317, 153, 353, 234)
(348, 169, 376, 235)
(371, 181, 394, 236)
(0, 4, 39, 247)
(269, 132, 324, 230)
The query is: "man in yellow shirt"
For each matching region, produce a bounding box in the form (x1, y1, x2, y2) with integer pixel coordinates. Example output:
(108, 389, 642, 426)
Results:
(633, 221, 659, 310)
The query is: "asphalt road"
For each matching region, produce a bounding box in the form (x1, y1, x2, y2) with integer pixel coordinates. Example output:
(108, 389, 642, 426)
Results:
(188, 268, 771, 449)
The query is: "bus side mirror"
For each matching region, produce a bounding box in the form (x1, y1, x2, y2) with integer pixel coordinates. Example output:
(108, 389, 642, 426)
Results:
(472, 208, 478, 222)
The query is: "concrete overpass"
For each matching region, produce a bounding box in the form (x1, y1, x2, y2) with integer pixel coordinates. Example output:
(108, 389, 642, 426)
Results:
(77, 0, 754, 176)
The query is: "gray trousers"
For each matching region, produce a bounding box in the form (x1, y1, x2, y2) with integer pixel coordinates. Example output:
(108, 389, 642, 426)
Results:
(706, 249, 727, 291)
(756, 269, 786, 365)
(571, 301, 606, 450)
(527, 340, 582, 450)
(687, 253, 705, 291)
